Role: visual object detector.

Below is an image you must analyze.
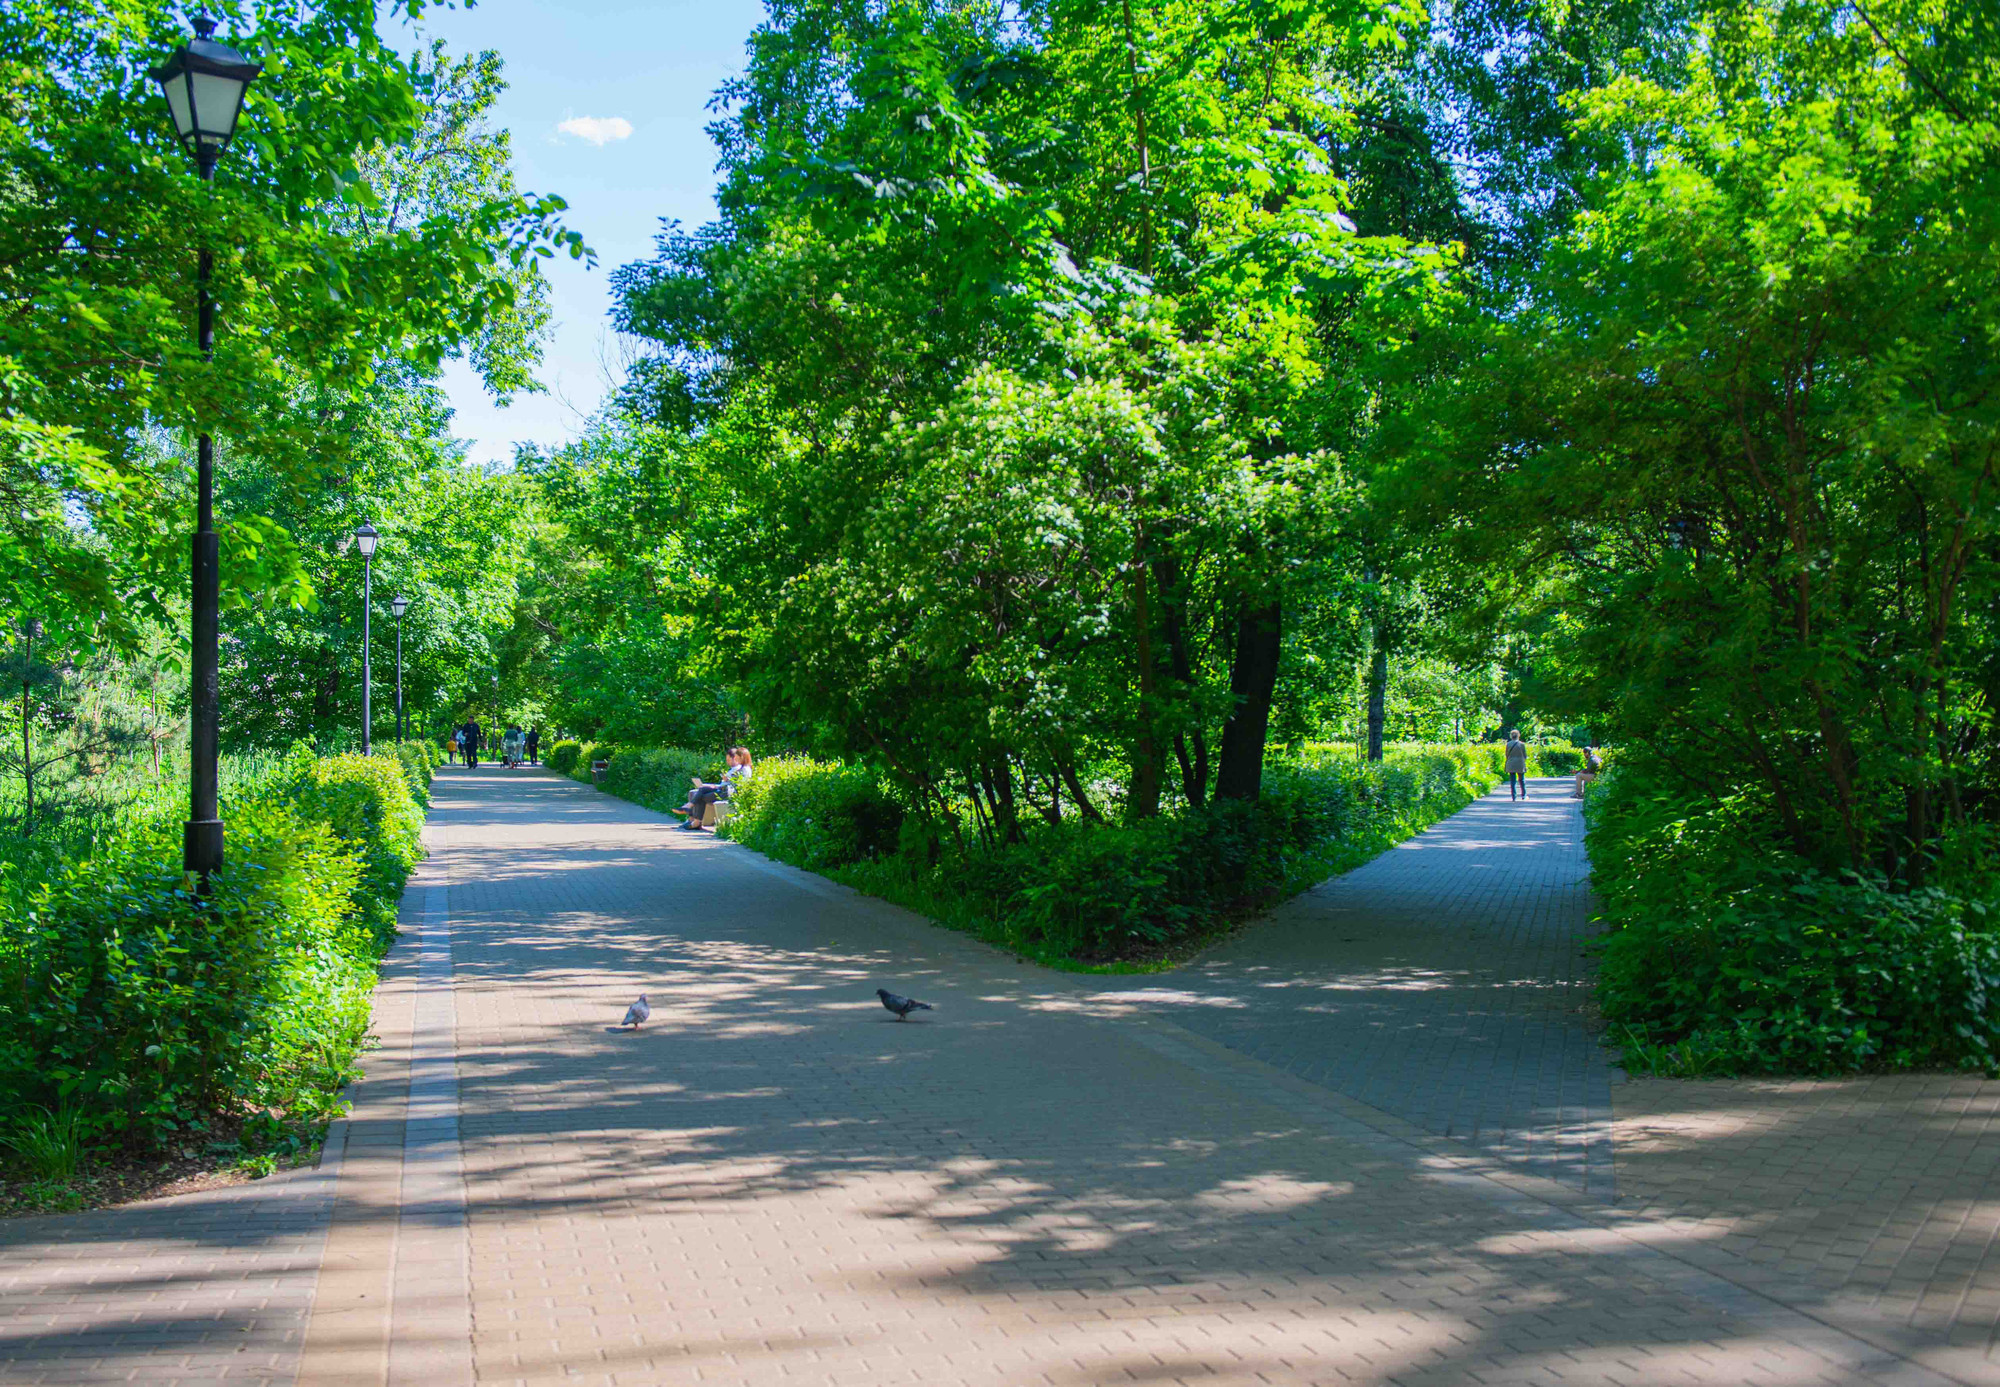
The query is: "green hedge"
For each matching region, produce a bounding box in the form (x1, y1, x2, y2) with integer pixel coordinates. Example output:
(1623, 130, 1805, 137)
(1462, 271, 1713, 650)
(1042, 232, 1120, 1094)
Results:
(1589, 754, 2000, 1075)
(0, 745, 426, 1150)
(597, 745, 723, 809)
(722, 756, 905, 870)
(709, 742, 1498, 965)
(552, 740, 619, 786)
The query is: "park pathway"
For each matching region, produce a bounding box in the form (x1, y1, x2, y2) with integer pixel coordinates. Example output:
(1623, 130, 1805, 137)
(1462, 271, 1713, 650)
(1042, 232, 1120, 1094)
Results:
(3, 768, 1999, 1384)
(1103, 778, 1610, 1192)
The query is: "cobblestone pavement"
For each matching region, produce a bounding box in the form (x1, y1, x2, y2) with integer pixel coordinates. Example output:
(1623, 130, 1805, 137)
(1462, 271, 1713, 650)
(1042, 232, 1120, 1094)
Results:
(8, 767, 2000, 1385)
(1608, 1075, 2000, 1375)
(1098, 778, 1611, 1193)
(0, 1088, 345, 1385)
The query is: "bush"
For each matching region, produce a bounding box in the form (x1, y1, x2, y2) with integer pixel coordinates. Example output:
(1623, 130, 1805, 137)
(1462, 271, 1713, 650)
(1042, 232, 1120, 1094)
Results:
(720, 757, 905, 870)
(546, 740, 584, 776)
(586, 738, 1495, 966)
(599, 746, 723, 812)
(0, 746, 427, 1154)
(765, 743, 1494, 964)
(284, 750, 426, 944)
(559, 741, 617, 785)
(1590, 754, 2000, 1074)
(383, 740, 441, 808)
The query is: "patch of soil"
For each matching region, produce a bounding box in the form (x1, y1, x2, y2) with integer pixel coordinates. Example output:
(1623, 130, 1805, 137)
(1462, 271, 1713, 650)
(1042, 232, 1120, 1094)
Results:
(0, 1116, 324, 1220)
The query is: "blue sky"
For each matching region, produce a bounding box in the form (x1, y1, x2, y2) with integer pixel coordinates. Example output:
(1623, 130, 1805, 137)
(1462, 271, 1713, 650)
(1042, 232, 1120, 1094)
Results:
(398, 0, 768, 465)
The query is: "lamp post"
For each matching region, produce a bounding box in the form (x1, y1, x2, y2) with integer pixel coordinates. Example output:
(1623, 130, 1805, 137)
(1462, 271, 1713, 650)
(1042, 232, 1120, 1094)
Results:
(356, 523, 378, 754)
(390, 594, 410, 742)
(151, 15, 261, 886)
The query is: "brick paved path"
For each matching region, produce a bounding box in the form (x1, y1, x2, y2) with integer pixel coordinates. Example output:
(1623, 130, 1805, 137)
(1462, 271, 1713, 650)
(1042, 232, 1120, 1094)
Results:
(1102, 778, 1610, 1193)
(6, 768, 1999, 1385)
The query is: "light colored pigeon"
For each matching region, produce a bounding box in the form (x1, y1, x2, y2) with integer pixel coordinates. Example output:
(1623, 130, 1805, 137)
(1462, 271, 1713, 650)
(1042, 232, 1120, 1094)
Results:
(877, 988, 932, 1021)
(621, 994, 651, 1029)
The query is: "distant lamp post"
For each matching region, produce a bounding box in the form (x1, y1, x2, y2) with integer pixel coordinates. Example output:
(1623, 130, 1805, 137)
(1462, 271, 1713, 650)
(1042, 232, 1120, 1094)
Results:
(356, 522, 379, 754)
(390, 594, 411, 742)
(151, 14, 262, 887)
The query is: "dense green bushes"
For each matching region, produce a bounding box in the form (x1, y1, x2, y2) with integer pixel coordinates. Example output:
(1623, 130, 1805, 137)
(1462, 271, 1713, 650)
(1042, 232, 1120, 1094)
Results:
(1590, 754, 2000, 1075)
(597, 745, 722, 809)
(703, 743, 1496, 965)
(550, 739, 619, 785)
(0, 743, 428, 1153)
(724, 756, 906, 871)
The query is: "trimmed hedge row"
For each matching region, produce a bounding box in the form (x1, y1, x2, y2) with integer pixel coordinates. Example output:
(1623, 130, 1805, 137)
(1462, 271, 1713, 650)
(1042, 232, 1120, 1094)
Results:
(0, 741, 437, 1150)
(586, 741, 1496, 965)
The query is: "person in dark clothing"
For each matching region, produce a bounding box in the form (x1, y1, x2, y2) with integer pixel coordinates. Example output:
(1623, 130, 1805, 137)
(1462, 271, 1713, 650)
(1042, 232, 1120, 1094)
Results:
(462, 718, 481, 769)
(525, 725, 541, 765)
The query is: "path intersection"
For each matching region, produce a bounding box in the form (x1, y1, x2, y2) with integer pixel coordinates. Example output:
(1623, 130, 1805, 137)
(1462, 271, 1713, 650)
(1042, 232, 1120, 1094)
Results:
(3, 771, 1999, 1385)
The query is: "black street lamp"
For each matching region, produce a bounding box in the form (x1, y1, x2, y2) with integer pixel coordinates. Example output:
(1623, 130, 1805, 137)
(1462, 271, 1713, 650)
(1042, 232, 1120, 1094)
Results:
(151, 15, 262, 886)
(356, 522, 379, 754)
(390, 594, 411, 742)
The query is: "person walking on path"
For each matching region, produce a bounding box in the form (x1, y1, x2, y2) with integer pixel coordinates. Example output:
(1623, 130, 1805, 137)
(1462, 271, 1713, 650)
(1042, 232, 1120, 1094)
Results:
(1503, 729, 1528, 800)
(452, 725, 465, 763)
(462, 717, 482, 769)
(526, 725, 541, 765)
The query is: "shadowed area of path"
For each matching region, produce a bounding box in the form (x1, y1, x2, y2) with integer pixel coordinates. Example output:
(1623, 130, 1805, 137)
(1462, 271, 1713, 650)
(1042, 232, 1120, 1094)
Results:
(1115, 776, 1612, 1192)
(5, 766, 1995, 1386)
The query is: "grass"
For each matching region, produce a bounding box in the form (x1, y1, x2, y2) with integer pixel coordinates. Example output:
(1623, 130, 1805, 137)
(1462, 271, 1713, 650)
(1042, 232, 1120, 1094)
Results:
(2, 1106, 86, 1181)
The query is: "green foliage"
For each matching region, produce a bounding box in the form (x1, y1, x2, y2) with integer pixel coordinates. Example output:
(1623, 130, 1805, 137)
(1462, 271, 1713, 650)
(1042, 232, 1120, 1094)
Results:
(546, 740, 584, 776)
(596, 746, 723, 812)
(384, 740, 442, 808)
(561, 742, 615, 785)
(3, 1106, 87, 1180)
(721, 757, 906, 872)
(0, 0, 581, 655)
(587, 742, 1497, 965)
(282, 750, 426, 944)
(1591, 756, 2000, 1075)
(0, 748, 424, 1153)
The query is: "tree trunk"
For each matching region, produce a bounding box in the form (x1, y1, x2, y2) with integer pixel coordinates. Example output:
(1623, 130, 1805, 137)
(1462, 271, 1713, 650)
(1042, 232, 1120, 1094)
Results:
(1214, 600, 1282, 801)
(1366, 640, 1388, 763)
(1126, 547, 1163, 819)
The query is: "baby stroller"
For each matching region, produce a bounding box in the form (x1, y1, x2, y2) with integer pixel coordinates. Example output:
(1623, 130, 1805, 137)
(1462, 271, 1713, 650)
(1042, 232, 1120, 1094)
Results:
(502, 727, 526, 768)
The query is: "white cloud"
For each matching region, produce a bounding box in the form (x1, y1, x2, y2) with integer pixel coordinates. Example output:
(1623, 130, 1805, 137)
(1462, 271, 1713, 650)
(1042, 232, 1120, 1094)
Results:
(556, 115, 633, 147)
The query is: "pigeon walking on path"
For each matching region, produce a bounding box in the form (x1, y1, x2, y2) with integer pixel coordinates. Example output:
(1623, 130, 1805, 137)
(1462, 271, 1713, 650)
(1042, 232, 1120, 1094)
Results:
(877, 988, 933, 1021)
(621, 994, 652, 1029)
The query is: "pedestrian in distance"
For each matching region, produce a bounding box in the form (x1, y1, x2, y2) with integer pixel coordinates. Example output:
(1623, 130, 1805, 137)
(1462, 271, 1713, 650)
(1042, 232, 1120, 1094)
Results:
(1503, 729, 1528, 800)
(452, 725, 465, 763)
(462, 716, 482, 769)
(525, 725, 541, 765)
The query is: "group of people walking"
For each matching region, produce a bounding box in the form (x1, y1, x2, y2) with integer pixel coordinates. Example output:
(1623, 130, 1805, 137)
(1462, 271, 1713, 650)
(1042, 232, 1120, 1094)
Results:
(450, 719, 540, 770)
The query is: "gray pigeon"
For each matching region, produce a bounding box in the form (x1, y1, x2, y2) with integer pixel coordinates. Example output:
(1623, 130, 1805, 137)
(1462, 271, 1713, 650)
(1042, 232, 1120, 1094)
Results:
(621, 994, 651, 1029)
(877, 988, 932, 1021)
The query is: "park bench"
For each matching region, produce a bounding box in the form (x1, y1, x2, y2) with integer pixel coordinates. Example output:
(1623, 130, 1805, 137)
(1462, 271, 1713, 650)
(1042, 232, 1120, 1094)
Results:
(700, 800, 735, 829)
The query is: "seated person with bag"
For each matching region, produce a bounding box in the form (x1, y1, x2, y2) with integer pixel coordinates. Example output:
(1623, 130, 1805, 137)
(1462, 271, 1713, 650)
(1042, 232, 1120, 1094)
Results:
(679, 747, 754, 831)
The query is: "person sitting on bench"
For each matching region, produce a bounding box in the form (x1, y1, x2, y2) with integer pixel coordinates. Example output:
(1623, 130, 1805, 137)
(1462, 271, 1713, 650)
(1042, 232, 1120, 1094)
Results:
(679, 747, 753, 831)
